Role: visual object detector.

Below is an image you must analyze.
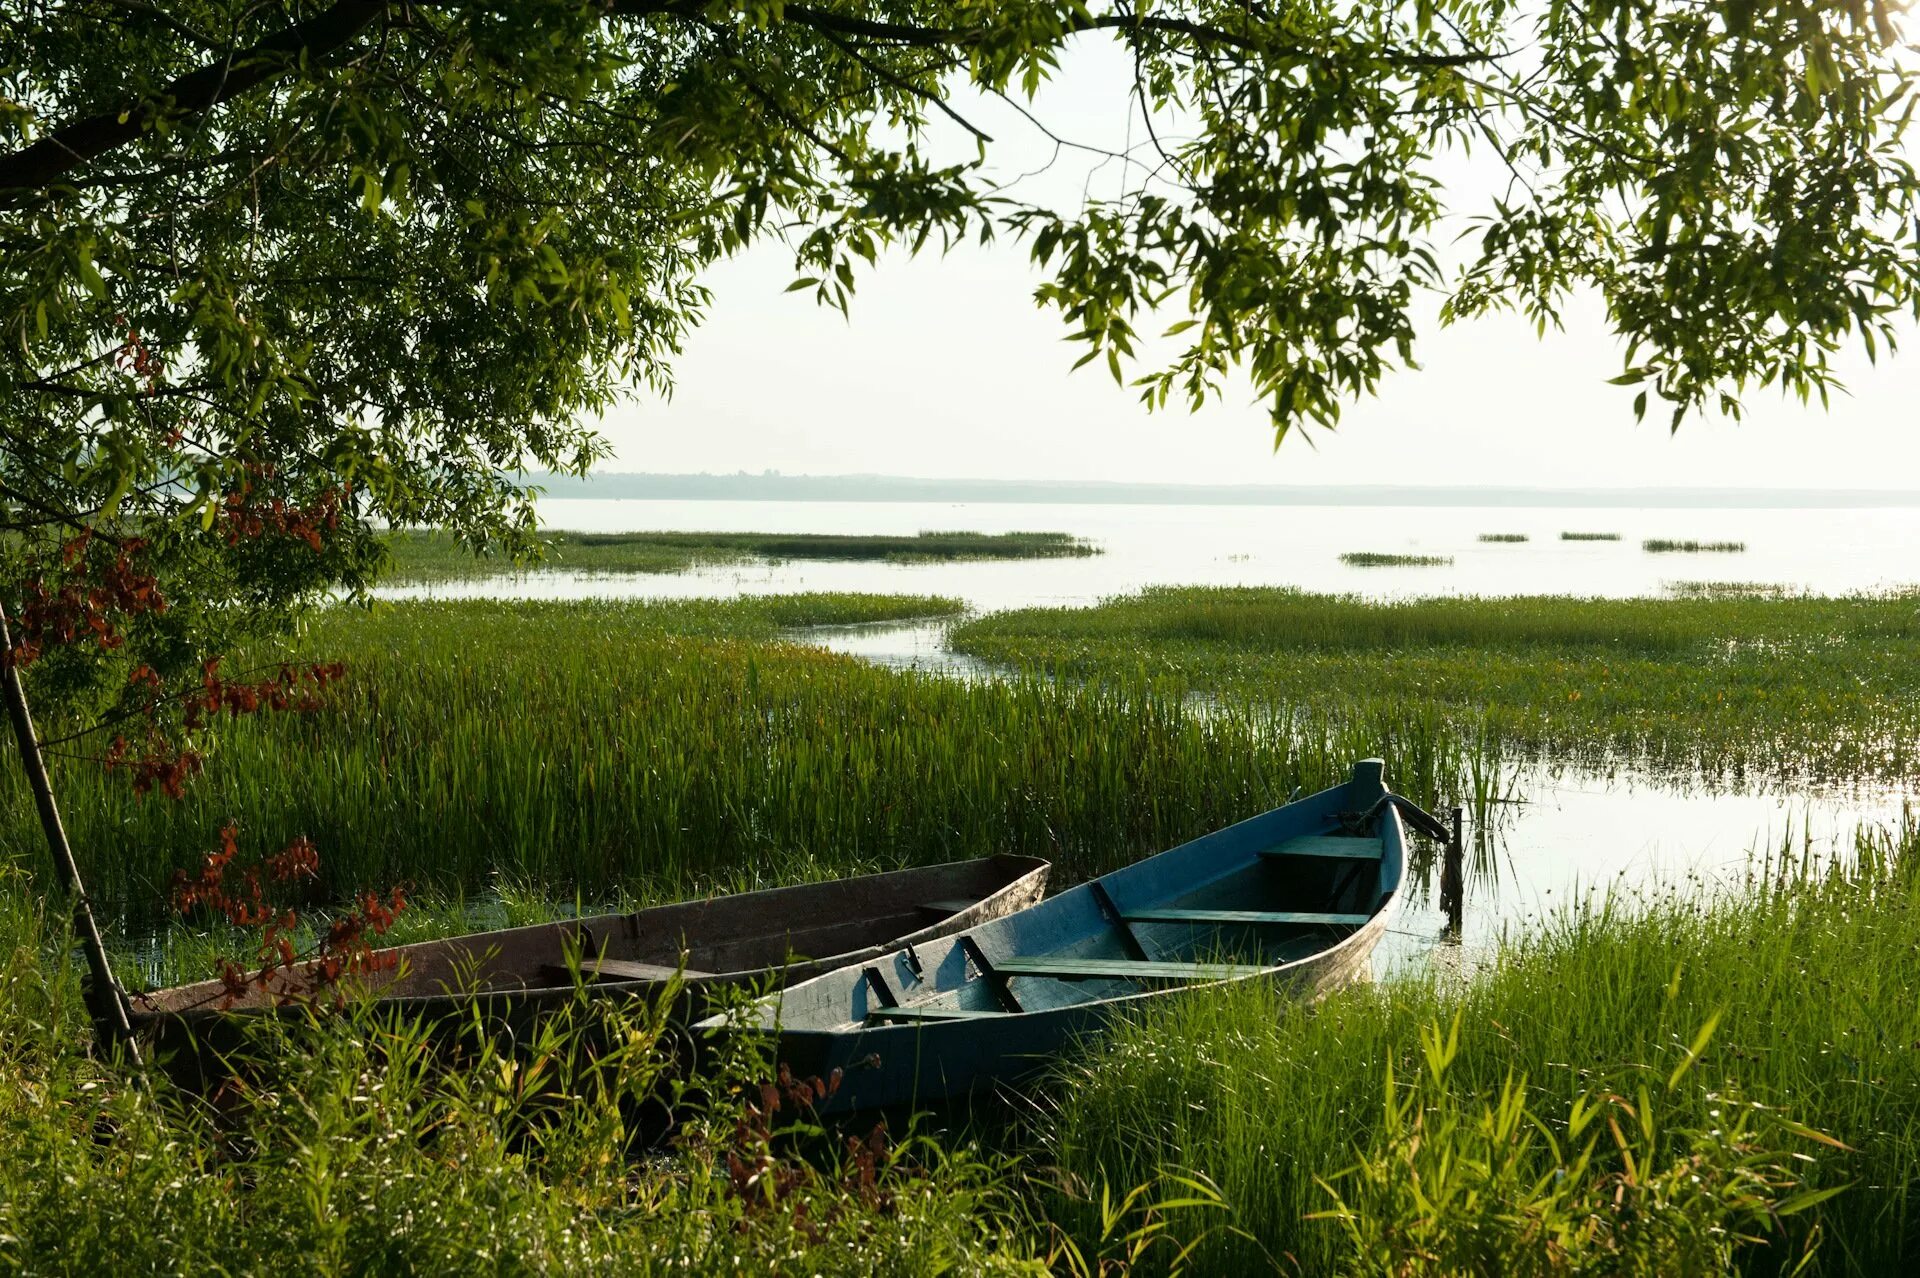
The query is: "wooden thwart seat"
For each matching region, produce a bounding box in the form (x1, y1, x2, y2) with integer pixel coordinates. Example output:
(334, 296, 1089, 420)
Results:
(1122, 908, 1371, 927)
(542, 958, 713, 984)
(1261, 835, 1384, 861)
(993, 957, 1269, 982)
(867, 1005, 1011, 1023)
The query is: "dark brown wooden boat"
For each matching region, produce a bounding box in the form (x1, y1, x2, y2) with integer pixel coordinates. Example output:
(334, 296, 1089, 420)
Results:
(129, 854, 1049, 1064)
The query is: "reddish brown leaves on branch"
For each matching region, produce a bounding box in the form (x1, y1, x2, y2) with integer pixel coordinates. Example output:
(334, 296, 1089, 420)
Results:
(7, 533, 166, 668)
(112, 317, 165, 395)
(219, 472, 348, 552)
(720, 1062, 904, 1227)
(182, 658, 346, 730)
(103, 735, 204, 799)
(170, 825, 407, 1009)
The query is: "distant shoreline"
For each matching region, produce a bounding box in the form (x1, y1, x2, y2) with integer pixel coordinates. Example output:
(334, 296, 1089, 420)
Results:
(531, 472, 1920, 509)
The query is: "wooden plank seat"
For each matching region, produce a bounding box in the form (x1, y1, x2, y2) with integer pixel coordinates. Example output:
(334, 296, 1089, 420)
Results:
(1261, 835, 1385, 861)
(1122, 908, 1371, 927)
(541, 958, 712, 984)
(992, 957, 1270, 982)
(866, 1005, 1011, 1023)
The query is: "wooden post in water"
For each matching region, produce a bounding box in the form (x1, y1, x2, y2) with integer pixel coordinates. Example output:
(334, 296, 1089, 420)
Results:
(1440, 806, 1465, 938)
(0, 602, 141, 1062)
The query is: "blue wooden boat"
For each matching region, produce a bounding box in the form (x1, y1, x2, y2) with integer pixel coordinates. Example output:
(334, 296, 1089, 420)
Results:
(701, 760, 1412, 1113)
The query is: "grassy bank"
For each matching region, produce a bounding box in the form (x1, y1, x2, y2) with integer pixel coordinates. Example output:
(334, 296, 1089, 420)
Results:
(5, 594, 1475, 922)
(1042, 824, 1920, 1273)
(383, 529, 1097, 581)
(948, 586, 1920, 785)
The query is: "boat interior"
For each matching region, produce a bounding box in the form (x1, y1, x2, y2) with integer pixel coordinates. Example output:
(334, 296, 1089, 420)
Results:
(135, 854, 1045, 1016)
(797, 818, 1397, 1030)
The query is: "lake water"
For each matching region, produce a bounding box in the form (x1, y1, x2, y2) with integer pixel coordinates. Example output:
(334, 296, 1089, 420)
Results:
(380, 498, 1919, 968)
(381, 498, 1920, 611)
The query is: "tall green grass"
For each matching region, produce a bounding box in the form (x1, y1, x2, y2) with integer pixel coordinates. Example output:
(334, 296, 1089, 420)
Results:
(383, 528, 1097, 581)
(949, 586, 1920, 785)
(1042, 823, 1920, 1273)
(3, 595, 1477, 923)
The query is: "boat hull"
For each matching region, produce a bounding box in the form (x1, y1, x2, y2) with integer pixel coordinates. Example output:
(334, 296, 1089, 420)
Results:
(130, 854, 1049, 1074)
(708, 761, 1407, 1114)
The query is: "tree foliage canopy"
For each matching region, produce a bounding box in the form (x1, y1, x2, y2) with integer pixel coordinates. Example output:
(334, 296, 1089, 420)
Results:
(1, 0, 1916, 702)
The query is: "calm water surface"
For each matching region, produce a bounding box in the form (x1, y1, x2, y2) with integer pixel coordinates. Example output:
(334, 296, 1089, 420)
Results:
(382, 497, 1920, 967)
(380, 498, 1920, 608)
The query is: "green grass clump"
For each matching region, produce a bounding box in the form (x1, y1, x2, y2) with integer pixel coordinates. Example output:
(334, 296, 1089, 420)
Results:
(1643, 538, 1747, 553)
(382, 529, 1097, 581)
(1339, 552, 1454, 567)
(1559, 531, 1622, 541)
(1477, 533, 1529, 543)
(4, 595, 1474, 919)
(948, 586, 1920, 785)
(1044, 827, 1920, 1274)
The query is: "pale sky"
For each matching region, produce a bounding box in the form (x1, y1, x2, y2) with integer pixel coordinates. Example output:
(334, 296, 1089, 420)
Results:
(598, 37, 1920, 491)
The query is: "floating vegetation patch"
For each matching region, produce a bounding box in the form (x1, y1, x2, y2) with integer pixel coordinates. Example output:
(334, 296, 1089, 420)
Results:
(1339, 552, 1454, 567)
(1477, 533, 1529, 543)
(1643, 538, 1746, 554)
(382, 528, 1099, 581)
(1560, 531, 1622, 541)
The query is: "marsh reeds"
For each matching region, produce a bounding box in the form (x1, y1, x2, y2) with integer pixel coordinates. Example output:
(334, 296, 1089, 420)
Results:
(382, 529, 1098, 581)
(1476, 533, 1529, 543)
(1643, 538, 1746, 553)
(1559, 531, 1622, 541)
(2, 595, 1476, 920)
(949, 585, 1920, 787)
(1339, 552, 1454, 567)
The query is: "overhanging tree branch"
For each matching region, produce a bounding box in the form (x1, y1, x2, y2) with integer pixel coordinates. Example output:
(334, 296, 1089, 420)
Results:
(0, 0, 390, 205)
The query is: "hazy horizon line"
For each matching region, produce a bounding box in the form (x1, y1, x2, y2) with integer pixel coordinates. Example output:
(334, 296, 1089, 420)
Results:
(532, 471, 1920, 508)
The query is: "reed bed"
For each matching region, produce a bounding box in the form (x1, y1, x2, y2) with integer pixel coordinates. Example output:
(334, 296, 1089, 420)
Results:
(3, 595, 1477, 923)
(1043, 823, 1920, 1273)
(1643, 538, 1747, 553)
(1559, 531, 1622, 541)
(1665, 580, 1798, 600)
(1476, 532, 1529, 542)
(1338, 551, 1454, 567)
(949, 586, 1920, 786)
(383, 528, 1096, 581)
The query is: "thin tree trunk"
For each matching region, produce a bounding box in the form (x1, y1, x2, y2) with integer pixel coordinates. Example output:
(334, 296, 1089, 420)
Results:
(0, 602, 141, 1063)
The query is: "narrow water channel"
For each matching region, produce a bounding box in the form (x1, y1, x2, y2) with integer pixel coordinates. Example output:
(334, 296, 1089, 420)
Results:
(804, 617, 1913, 975)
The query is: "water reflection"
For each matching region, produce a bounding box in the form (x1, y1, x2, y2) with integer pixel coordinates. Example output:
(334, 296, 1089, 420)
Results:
(1379, 763, 1910, 974)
